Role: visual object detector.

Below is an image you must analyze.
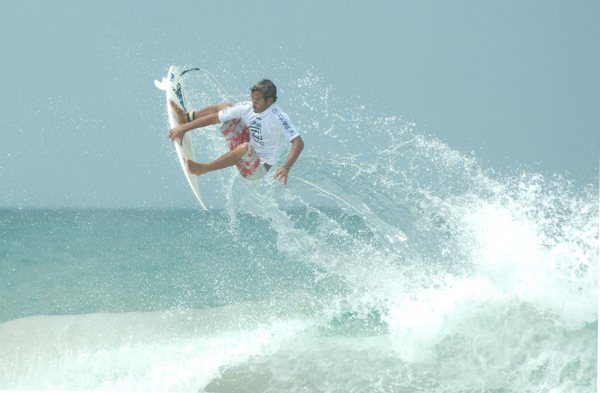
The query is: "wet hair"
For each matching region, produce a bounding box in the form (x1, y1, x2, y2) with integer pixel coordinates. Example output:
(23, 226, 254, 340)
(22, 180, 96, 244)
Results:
(251, 79, 277, 103)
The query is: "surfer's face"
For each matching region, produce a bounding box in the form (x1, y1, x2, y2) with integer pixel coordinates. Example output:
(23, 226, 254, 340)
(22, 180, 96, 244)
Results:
(251, 91, 273, 113)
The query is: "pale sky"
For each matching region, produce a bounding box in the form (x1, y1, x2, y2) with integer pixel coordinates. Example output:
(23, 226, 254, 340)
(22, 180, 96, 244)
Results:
(1, 0, 598, 208)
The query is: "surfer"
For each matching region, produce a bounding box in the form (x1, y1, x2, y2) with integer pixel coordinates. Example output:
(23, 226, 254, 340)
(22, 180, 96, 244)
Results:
(168, 79, 304, 185)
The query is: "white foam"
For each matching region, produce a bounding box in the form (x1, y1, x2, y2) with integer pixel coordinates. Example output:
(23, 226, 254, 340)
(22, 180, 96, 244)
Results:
(464, 197, 597, 326)
(0, 305, 308, 391)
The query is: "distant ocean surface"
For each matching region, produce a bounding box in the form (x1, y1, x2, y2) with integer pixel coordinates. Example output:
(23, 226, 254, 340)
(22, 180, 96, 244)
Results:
(1, 71, 597, 392)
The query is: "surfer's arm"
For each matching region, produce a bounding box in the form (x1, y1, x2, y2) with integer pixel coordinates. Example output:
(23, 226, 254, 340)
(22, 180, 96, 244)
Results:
(168, 108, 225, 141)
(274, 136, 304, 185)
(184, 112, 221, 131)
(168, 102, 231, 141)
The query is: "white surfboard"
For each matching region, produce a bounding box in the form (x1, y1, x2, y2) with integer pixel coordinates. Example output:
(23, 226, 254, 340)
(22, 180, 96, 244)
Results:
(154, 65, 208, 210)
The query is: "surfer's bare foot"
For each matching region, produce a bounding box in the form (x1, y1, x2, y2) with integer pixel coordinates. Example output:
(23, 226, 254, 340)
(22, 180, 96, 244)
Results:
(185, 159, 208, 175)
(169, 100, 187, 124)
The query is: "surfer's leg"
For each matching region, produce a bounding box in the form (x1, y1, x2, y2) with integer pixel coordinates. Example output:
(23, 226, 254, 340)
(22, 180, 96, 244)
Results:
(186, 142, 249, 176)
(169, 100, 187, 124)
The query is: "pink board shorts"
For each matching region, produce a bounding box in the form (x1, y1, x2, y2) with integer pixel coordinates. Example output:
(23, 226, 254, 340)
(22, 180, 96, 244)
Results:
(220, 119, 267, 180)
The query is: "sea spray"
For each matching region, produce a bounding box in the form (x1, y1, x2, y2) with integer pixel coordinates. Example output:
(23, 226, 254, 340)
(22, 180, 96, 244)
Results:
(1, 70, 596, 392)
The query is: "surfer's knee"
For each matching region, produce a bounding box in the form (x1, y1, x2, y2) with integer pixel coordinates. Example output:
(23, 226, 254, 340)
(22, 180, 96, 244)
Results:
(231, 142, 250, 160)
(236, 142, 250, 154)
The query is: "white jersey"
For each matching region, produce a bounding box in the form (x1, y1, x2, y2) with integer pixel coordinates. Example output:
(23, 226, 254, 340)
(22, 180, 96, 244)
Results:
(218, 102, 300, 166)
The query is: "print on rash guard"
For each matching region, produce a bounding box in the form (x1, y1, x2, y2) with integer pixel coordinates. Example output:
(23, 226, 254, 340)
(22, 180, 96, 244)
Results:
(219, 102, 300, 166)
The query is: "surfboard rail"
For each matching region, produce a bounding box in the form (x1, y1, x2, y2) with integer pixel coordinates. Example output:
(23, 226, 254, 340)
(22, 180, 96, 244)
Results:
(155, 65, 208, 210)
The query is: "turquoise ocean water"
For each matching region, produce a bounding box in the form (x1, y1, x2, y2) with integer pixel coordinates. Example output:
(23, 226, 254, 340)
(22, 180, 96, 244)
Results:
(0, 72, 597, 392)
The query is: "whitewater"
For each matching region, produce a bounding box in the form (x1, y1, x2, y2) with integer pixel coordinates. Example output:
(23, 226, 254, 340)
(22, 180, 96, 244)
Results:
(0, 71, 597, 392)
